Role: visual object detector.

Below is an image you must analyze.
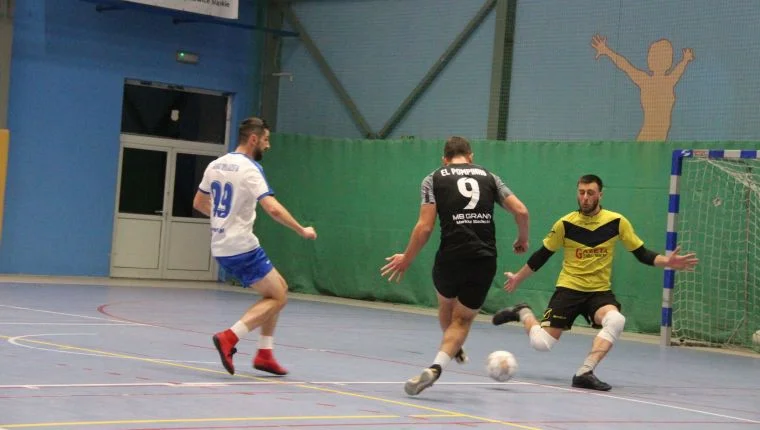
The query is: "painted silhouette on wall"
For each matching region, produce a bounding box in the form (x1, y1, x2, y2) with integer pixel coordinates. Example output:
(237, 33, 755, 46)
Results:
(591, 34, 695, 141)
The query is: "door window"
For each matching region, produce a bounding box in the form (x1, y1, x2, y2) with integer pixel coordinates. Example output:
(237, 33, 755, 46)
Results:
(118, 147, 167, 215)
(172, 153, 218, 218)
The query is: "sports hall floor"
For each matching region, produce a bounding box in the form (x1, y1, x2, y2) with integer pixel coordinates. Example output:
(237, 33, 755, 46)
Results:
(1, 276, 758, 430)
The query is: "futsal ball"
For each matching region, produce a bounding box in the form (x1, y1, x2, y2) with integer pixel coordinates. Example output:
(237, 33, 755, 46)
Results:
(485, 350, 518, 382)
(753, 330, 760, 347)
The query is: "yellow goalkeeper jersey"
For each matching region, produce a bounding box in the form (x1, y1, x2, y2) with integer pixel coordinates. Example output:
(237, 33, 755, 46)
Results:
(542, 209, 644, 292)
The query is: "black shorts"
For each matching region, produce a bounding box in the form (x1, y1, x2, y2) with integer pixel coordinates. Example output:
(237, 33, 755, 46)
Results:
(541, 287, 621, 330)
(432, 256, 497, 310)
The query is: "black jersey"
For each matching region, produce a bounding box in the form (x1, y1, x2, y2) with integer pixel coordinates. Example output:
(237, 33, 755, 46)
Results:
(421, 163, 513, 261)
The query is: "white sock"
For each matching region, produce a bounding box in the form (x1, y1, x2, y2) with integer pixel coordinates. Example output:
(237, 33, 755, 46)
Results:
(230, 321, 250, 339)
(518, 307, 534, 323)
(259, 335, 274, 350)
(576, 356, 599, 376)
(433, 351, 452, 369)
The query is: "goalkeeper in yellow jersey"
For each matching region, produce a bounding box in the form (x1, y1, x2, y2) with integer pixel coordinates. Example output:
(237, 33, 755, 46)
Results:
(492, 174, 698, 391)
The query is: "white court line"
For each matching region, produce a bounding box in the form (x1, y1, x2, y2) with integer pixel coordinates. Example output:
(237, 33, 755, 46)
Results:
(312, 381, 526, 385)
(4, 305, 755, 423)
(0, 323, 136, 326)
(0, 381, 524, 389)
(522, 381, 760, 424)
(8, 333, 104, 358)
(0, 305, 145, 326)
(0, 383, 178, 389)
(7, 334, 215, 364)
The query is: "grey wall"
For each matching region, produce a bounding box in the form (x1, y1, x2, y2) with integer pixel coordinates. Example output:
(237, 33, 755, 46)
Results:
(507, 0, 760, 141)
(275, 0, 496, 140)
(271, 0, 760, 142)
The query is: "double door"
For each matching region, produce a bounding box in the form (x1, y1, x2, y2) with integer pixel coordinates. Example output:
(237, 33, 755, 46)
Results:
(110, 135, 221, 280)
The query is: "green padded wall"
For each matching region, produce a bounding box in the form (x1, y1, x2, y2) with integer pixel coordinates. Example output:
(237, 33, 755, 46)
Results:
(253, 135, 756, 333)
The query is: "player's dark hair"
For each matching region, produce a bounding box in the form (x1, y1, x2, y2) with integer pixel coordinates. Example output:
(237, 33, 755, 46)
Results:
(443, 136, 472, 159)
(578, 174, 603, 191)
(238, 117, 269, 145)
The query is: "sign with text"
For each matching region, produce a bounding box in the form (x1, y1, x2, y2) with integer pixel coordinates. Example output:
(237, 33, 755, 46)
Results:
(125, 0, 238, 19)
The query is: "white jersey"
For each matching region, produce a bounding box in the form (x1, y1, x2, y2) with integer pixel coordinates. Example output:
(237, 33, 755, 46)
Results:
(198, 152, 274, 257)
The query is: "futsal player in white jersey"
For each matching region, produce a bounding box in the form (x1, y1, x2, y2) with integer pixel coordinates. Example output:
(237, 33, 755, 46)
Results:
(193, 117, 317, 376)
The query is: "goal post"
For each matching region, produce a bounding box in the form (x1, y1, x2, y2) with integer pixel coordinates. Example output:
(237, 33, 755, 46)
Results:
(661, 149, 759, 349)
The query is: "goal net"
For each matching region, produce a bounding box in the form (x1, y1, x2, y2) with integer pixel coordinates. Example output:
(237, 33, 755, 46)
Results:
(662, 150, 759, 351)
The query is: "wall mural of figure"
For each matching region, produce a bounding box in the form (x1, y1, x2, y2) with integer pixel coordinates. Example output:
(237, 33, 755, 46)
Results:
(592, 34, 694, 141)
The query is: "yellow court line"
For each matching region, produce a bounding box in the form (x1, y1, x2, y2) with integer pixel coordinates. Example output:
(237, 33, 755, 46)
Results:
(0, 415, 400, 429)
(293, 384, 539, 429)
(0, 129, 9, 242)
(1, 415, 473, 429)
(0, 334, 541, 430)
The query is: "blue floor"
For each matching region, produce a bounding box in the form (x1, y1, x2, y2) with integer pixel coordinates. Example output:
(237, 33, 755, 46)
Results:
(1, 281, 759, 429)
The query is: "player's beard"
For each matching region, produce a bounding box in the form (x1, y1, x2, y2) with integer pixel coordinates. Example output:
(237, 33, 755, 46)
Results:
(578, 198, 599, 216)
(253, 147, 264, 161)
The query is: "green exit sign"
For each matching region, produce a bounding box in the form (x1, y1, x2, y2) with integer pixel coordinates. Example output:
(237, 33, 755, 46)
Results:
(176, 51, 199, 65)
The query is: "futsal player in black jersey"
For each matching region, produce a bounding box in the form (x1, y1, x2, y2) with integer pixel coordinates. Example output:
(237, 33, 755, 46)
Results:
(381, 136, 530, 396)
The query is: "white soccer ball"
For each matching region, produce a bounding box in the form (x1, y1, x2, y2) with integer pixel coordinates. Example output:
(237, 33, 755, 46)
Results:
(485, 350, 518, 382)
(753, 330, 760, 347)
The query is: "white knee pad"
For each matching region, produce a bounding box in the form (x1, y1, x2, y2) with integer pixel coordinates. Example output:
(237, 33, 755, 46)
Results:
(597, 311, 626, 344)
(529, 325, 558, 352)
